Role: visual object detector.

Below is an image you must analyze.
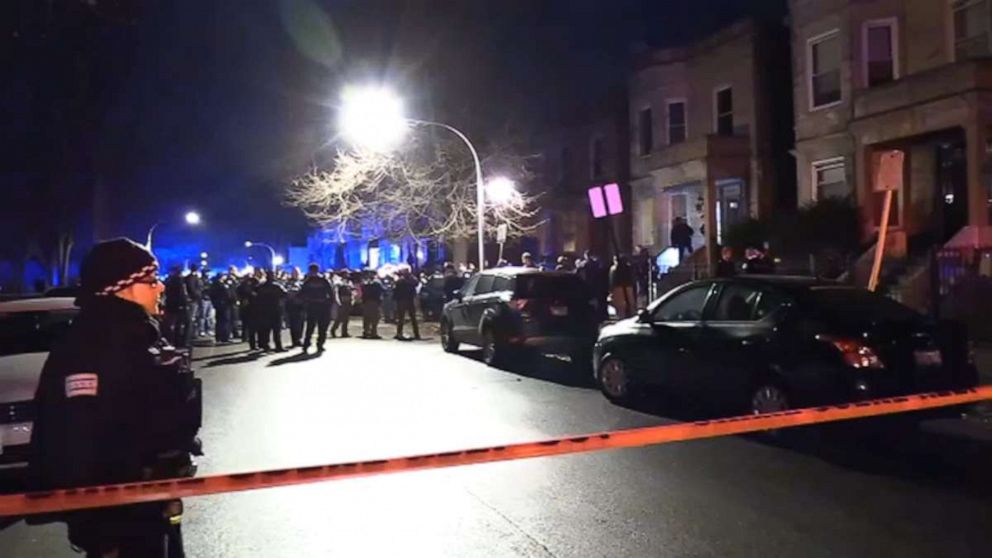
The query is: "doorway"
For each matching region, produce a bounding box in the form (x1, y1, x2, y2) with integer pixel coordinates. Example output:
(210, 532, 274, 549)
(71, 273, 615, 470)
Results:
(935, 140, 968, 243)
(716, 179, 746, 245)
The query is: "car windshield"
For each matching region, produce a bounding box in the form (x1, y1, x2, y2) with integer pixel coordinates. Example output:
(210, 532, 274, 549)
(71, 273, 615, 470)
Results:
(805, 287, 919, 321)
(515, 275, 588, 299)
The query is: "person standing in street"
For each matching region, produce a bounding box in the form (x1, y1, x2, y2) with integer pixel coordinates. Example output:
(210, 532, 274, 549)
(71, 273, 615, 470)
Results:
(393, 266, 421, 340)
(670, 217, 694, 262)
(521, 252, 538, 268)
(361, 271, 384, 339)
(208, 274, 232, 343)
(184, 263, 204, 343)
(236, 272, 260, 350)
(716, 246, 738, 278)
(163, 265, 189, 348)
(254, 270, 287, 352)
(609, 255, 636, 319)
(285, 267, 305, 348)
(330, 270, 353, 338)
(300, 263, 333, 353)
(441, 262, 464, 303)
(29, 238, 202, 558)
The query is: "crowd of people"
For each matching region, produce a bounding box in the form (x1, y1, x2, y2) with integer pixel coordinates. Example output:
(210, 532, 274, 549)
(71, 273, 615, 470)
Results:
(159, 262, 429, 353)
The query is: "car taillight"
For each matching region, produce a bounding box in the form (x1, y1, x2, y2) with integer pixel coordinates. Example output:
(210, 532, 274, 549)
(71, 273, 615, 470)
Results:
(817, 335, 884, 369)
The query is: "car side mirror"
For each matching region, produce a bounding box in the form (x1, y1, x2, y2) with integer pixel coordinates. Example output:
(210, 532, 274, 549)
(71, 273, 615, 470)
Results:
(637, 308, 651, 323)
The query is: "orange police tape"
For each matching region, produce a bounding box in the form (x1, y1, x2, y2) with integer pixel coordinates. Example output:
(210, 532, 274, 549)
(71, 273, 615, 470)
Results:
(2, 386, 990, 517)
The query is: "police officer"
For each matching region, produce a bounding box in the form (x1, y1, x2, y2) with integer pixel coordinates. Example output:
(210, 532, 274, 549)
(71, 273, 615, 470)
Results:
(236, 271, 260, 350)
(300, 263, 334, 353)
(254, 270, 287, 352)
(330, 270, 353, 338)
(393, 267, 421, 340)
(361, 271, 384, 339)
(30, 238, 202, 558)
(284, 267, 305, 348)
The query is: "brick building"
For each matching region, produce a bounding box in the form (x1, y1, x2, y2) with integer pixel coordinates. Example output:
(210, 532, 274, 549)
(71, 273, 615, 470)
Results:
(790, 0, 992, 257)
(628, 19, 794, 267)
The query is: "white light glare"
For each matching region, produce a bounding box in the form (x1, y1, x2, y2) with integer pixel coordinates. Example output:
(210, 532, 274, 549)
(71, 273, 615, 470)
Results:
(272, 255, 285, 266)
(486, 176, 518, 206)
(339, 85, 408, 151)
(185, 211, 201, 225)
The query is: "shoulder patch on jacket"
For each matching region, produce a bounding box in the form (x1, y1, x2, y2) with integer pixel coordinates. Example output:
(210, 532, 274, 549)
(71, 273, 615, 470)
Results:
(65, 373, 99, 398)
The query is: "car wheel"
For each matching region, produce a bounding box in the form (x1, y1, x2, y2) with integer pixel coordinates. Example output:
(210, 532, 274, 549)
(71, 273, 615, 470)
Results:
(440, 320, 459, 353)
(598, 356, 633, 403)
(481, 328, 503, 367)
(750, 382, 789, 415)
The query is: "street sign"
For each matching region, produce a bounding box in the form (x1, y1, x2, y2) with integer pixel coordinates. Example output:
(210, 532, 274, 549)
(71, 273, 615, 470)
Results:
(588, 184, 623, 219)
(874, 149, 904, 192)
(496, 223, 508, 244)
(588, 186, 607, 218)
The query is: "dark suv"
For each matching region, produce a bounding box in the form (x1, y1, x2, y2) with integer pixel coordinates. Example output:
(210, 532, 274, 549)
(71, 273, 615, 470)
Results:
(439, 268, 599, 366)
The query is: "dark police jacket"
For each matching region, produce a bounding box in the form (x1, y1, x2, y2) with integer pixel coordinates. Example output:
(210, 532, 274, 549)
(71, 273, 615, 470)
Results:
(300, 275, 334, 306)
(29, 296, 202, 526)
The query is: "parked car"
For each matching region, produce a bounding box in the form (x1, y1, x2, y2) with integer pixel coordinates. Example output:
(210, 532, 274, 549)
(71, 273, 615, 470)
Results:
(0, 297, 78, 469)
(439, 268, 600, 366)
(592, 276, 977, 414)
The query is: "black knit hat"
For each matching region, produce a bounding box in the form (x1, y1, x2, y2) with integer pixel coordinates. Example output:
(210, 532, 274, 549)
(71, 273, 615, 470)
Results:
(79, 238, 159, 298)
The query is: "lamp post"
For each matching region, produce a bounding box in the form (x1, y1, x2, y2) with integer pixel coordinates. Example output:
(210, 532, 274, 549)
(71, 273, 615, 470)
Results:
(340, 85, 513, 270)
(146, 211, 201, 250)
(245, 241, 278, 270)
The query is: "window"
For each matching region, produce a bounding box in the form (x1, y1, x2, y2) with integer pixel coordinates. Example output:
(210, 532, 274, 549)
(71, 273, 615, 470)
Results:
(591, 137, 605, 179)
(863, 19, 898, 87)
(712, 284, 761, 322)
(473, 274, 495, 295)
(812, 158, 848, 200)
(493, 276, 513, 293)
(754, 290, 790, 321)
(808, 30, 842, 108)
(715, 87, 733, 136)
(653, 284, 712, 322)
(638, 108, 653, 155)
(460, 275, 479, 297)
(953, 0, 991, 60)
(666, 100, 686, 144)
(515, 275, 588, 299)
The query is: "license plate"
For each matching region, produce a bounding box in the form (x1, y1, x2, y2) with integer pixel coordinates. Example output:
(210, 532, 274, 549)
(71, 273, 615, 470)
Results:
(914, 349, 942, 367)
(550, 306, 568, 317)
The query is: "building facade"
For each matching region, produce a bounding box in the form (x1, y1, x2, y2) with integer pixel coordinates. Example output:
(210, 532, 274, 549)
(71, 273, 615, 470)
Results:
(537, 96, 631, 260)
(628, 19, 794, 266)
(791, 0, 992, 257)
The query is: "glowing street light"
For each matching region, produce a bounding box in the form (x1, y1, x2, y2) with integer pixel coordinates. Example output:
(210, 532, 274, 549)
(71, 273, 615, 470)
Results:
(146, 210, 202, 250)
(485, 176, 518, 206)
(339, 84, 491, 268)
(272, 254, 285, 267)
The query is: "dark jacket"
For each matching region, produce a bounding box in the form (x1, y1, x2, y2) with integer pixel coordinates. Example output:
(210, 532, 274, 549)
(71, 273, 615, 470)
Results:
(671, 222, 694, 248)
(209, 277, 229, 307)
(393, 276, 418, 303)
(184, 273, 203, 302)
(236, 277, 259, 305)
(300, 275, 334, 306)
(254, 281, 287, 316)
(30, 296, 201, 528)
(164, 274, 188, 312)
(442, 274, 464, 302)
(716, 259, 737, 278)
(362, 279, 384, 303)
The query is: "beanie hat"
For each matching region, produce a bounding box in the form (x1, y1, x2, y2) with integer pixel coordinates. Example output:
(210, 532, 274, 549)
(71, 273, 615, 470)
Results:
(79, 238, 159, 297)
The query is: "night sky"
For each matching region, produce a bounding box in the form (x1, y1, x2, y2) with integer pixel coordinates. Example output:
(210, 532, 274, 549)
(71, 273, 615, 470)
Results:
(4, 0, 786, 272)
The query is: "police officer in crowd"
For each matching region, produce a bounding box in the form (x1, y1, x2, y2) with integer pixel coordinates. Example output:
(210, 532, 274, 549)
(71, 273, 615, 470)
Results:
(300, 263, 334, 353)
(361, 270, 384, 339)
(184, 263, 203, 342)
(236, 271, 260, 350)
(284, 267, 305, 348)
(330, 270, 353, 338)
(393, 266, 421, 340)
(441, 262, 463, 303)
(162, 265, 189, 348)
(254, 269, 287, 352)
(208, 273, 232, 343)
(30, 238, 202, 557)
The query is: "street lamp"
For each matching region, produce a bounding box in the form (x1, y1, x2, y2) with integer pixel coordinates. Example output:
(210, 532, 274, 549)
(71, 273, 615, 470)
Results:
(339, 85, 491, 269)
(272, 254, 285, 267)
(485, 176, 518, 206)
(245, 241, 277, 270)
(146, 210, 202, 250)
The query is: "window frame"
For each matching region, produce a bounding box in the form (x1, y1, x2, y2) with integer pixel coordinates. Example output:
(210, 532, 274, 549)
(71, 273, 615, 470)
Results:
(473, 274, 496, 296)
(861, 18, 900, 88)
(638, 107, 654, 156)
(952, 0, 991, 62)
(811, 156, 847, 201)
(651, 283, 714, 323)
(666, 99, 688, 145)
(807, 29, 843, 111)
(713, 85, 734, 136)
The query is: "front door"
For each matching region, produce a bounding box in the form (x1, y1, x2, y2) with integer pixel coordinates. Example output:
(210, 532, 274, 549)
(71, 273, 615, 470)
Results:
(716, 180, 746, 246)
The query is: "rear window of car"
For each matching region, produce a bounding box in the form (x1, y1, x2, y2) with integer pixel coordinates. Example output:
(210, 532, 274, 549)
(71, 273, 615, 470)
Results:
(514, 275, 588, 299)
(493, 276, 513, 292)
(805, 287, 918, 321)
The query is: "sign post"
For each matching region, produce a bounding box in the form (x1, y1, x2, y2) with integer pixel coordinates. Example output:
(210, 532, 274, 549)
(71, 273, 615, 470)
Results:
(868, 149, 904, 292)
(496, 223, 508, 263)
(587, 183, 632, 313)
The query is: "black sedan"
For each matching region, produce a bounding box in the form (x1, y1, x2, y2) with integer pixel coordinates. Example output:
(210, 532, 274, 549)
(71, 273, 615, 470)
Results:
(592, 276, 977, 414)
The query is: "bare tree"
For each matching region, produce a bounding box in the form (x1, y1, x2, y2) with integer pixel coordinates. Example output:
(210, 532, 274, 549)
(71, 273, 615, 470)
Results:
(284, 134, 544, 243)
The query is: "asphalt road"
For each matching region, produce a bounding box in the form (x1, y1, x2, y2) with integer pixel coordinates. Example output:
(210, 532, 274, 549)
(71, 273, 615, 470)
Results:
(3, 327, 992, 557)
